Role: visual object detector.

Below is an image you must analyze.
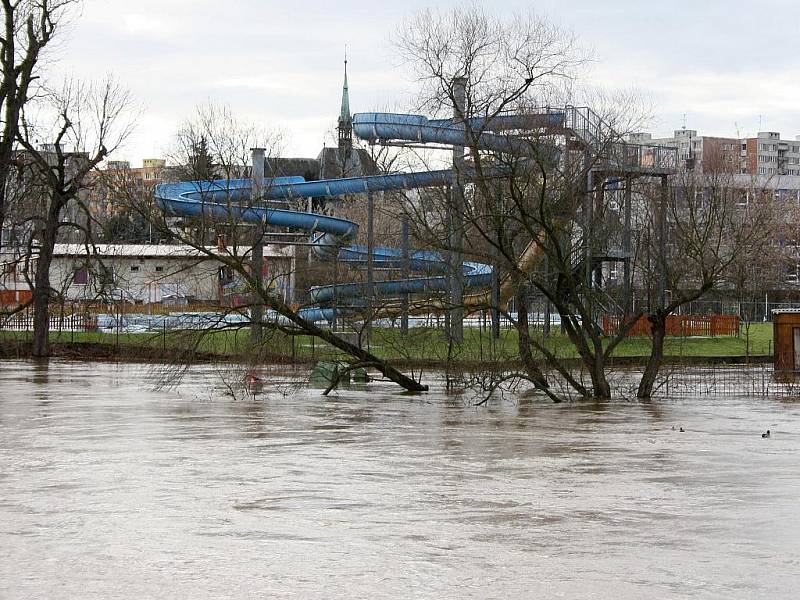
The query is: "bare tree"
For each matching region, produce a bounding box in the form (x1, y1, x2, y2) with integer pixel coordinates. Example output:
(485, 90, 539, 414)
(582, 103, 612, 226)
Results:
(726, 179, 794, 335)
(393, 5, 783, 402)
(1, 0, 76, 239)
(633, 168, 785, 398)
(392, 5, 661, 401)
(12, 77, 134, 356)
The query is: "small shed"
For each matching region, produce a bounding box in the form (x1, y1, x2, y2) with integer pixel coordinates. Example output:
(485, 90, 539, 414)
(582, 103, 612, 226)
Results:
(772, 309, 800, 371)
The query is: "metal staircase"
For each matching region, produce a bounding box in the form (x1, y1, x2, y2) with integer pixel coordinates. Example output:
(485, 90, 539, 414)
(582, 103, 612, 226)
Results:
(560, 105, 678, 176)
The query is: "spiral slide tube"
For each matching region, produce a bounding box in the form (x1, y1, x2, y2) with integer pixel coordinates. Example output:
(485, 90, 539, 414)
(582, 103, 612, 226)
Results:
(155, 172, 493, 323)
(156, 110, 561, 322)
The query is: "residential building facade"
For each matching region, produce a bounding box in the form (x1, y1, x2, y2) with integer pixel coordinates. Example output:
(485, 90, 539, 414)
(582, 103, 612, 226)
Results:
(630, 128, 800, 176)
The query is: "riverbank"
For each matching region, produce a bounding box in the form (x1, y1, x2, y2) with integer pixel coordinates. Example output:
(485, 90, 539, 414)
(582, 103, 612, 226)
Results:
(0, 323, 773, 368)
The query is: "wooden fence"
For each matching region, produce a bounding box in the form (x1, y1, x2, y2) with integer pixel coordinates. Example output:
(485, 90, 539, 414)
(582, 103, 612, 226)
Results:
(603, 314, 740, 337)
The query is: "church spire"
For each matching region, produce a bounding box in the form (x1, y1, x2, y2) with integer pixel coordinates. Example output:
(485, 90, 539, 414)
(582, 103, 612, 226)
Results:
(337, 50, 352, 151)
(340, 52, 350, 123)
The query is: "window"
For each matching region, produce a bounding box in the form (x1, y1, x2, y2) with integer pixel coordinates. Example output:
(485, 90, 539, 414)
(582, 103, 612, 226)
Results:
(786, 264, 799, 284)
(155, 265, 163, 272)
(218, 266, 233, 282)
(73, 266, 89, 285)
(98, 265, 115, 285)
(130, 265, 139, 272)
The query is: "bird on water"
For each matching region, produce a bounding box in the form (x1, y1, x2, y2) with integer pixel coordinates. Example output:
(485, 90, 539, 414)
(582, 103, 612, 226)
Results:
(762, 430, 771, 438)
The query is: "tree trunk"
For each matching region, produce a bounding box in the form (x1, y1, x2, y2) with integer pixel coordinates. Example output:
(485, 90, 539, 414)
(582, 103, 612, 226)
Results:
(514, 284, 550, 392)
(559, 305, 611, 399)
(589, 351, 611, 399)
(256, 288, 428, 393)
(32, 221, 58, 357)
(637, 312, 666, 399)
(312, 322, 428, 393)
(0, 163, 8, 233)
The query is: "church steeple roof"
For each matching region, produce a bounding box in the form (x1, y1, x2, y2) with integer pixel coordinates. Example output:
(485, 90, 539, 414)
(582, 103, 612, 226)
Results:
(337, 51, 352, 151)
(339, 54, 351, 125)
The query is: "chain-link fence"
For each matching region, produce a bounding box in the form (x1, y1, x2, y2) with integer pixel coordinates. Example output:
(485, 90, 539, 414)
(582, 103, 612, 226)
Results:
(654, 364, 798, 398)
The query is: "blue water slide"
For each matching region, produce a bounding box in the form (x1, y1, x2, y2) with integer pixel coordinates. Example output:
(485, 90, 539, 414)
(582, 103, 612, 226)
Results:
(158, 178, 358, 239)
(309, 244, 492, 303)
(155, 110, 563, 322)
(309, 263, 492, 305)
(353, 112, 564, 158)
(157, 163, 510, 263)
(159, 170, 456, 204)
(158, 169, 469, 256)
(155, 171, 495, 321)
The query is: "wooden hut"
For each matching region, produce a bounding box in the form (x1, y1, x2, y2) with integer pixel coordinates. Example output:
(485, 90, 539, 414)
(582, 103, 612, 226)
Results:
(772, 309, 800, 371)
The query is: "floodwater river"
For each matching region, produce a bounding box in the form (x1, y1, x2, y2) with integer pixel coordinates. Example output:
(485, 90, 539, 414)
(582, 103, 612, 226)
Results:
(1, 360, 799, 598)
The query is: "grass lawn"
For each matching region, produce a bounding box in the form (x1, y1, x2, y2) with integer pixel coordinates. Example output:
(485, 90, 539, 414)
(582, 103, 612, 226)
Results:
(365, 322, 773, 362)
(1, 321, 773, 364)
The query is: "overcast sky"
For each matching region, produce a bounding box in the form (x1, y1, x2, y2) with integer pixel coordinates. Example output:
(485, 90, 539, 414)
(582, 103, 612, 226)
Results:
(54, 0, 800, 164)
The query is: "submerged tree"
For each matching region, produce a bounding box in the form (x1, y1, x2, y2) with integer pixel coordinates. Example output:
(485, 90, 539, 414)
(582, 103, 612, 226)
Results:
(389, 5, 780, 402)
(633, 168, 783, 398)
(392, 5, 655, 401)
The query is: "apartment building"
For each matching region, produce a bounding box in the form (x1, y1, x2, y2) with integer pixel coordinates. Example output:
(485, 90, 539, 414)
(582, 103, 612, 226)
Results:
(630, 128, 800, 176)
(745, 132, 800, 176)
(626, 126, 800, 291)
(629, 129, 740, 173)
(83, 158, 167, 219)
(100, 158, 166, 185)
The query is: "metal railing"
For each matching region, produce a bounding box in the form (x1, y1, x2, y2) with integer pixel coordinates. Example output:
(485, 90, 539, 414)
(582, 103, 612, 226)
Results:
(563, 105, 678, 174)
(654, 365, 795, 398)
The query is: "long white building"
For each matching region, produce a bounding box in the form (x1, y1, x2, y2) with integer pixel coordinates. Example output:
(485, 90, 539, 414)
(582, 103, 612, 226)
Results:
(1, 243, 296, 306)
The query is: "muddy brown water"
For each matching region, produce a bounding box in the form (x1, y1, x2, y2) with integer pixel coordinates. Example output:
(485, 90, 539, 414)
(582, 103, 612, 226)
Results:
(1, 359, 799, 598)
